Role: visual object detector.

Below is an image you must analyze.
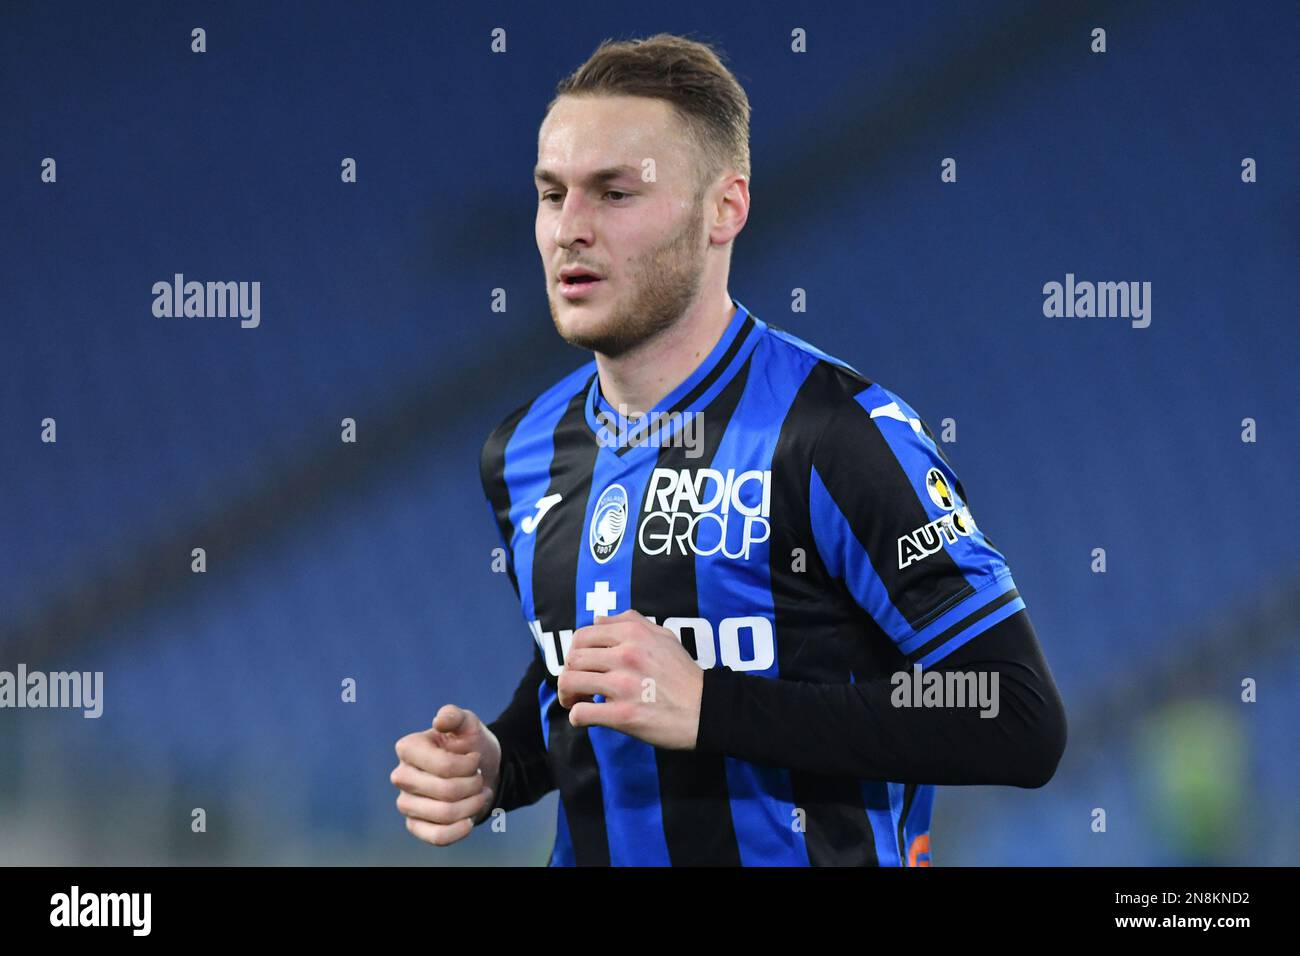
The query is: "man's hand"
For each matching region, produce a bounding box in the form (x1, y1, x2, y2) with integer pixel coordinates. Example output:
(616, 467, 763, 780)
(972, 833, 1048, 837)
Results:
(391, 704, 500, 846)
(558, 609, 704, 750)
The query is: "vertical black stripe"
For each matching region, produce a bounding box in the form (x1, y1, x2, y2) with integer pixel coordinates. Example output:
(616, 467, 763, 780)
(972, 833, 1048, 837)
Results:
(480, 401, 531, 598)
(531, 379, 610, 865)
(631, 358, 754, 866)
(818, 395, 974, 630)
(768, 360, 881, 865)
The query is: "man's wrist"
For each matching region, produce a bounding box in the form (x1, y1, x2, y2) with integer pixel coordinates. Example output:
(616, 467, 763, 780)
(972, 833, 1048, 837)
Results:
(694, 666, 746, 755)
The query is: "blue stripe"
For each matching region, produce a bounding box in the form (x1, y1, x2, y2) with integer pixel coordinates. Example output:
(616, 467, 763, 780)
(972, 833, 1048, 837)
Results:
(695, 332, 820, 865)
(807, 381, 1019, 654)
(537, 529, 568, 867)
(502, 363, 596, 626)
(576, 453, 672, 866)
(853, 384, 1010, 592)
(862, 779, 901, 867)
(539, 680, 555, 750)
(539, 670, 575, 866)
(764, 324, 864, 377)
(898, 570, 1018, 656)
(501, 363, 593, 868)
(808, 463, 915, 644)
(901, 786, 935, 866)
(915, 592, 1025, 668)
(846, 666, 903, 867)
(550, 798, 575, 867)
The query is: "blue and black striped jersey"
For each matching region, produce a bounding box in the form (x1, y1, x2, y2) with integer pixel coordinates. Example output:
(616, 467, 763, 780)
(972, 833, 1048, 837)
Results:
(479, 297, 1056, 866)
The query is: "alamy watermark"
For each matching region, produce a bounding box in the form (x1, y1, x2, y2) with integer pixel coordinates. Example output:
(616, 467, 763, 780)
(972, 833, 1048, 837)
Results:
(1042, 273, 1151, 328)
(595, 405, 702, 458)
(152, 273, 260, 328)
(0, 664, 103, 718)
(50, 886, 150, 936)
(891, 663, 999, 718)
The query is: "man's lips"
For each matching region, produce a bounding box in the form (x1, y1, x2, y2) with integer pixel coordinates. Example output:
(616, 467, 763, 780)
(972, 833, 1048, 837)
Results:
(558, 275, 605, 299)
(559, 266, 604, 281)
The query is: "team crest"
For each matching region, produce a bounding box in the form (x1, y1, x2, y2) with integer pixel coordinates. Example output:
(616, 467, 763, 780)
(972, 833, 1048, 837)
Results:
(590, 483, 629, 564)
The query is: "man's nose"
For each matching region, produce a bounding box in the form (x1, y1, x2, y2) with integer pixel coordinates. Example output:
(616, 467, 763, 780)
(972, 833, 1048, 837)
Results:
(553, 193, 594, 247)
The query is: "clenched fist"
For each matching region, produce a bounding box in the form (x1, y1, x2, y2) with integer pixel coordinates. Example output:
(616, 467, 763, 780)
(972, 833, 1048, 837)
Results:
(558, 609, 704, 750)
(391, 704, 500, 846)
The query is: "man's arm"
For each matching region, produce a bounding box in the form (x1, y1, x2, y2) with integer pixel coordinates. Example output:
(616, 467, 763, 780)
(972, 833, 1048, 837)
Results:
(478, 643, 556, 819)
(693, 607, 1067, 786)
(475, 414, 557, 819)
(692, 380, 1066, 786)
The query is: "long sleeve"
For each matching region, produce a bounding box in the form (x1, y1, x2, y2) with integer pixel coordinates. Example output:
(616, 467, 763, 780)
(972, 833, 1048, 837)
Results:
(484, 643, 556, 813)
(696, 382, 1067, 786)
(477, 415, 556, 815)
(694, 606, 1067, 787)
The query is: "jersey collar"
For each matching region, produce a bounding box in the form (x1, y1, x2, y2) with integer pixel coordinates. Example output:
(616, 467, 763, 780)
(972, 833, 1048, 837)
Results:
(583, 297, 762, 460)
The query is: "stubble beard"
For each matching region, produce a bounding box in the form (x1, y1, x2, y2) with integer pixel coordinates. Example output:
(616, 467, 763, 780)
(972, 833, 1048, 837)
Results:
(549, 201, 707, 359)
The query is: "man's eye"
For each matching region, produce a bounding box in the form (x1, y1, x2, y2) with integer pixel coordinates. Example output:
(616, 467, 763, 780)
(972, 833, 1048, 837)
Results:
(540, 190, 629, 204)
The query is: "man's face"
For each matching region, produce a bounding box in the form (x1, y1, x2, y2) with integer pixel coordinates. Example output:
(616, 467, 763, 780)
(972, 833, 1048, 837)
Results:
(535, 95, 711, 357)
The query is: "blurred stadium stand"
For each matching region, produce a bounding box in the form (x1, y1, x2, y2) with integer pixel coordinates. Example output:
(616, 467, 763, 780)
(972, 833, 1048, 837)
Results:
(1, 0, 1296, 864)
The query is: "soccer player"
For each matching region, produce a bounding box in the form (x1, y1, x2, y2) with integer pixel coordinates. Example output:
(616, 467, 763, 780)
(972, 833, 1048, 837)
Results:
(391, 33, 1067, 866)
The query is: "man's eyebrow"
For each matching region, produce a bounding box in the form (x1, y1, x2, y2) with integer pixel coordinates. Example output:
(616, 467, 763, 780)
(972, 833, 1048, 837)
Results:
(533, 164, 642, 186)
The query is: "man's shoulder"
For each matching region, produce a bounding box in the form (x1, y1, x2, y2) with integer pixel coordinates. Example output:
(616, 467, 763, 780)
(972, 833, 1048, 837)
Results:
(754, 320, 938, 453)
(756, 320, 880, 424)
(478, 359, 597, 481)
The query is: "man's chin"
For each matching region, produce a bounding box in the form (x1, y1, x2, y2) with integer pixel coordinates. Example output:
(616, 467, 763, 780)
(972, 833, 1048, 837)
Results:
(551, 300, 615, 348)
(548, 284, 684, 357)
(555, 322, 619, 355)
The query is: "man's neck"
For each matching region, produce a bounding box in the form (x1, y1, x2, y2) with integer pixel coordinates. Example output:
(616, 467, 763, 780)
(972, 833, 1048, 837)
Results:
(595, 291, 737, 416)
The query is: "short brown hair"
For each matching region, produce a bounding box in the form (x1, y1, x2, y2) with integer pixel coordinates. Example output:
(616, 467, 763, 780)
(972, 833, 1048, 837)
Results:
(547, 33, 752, 202)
